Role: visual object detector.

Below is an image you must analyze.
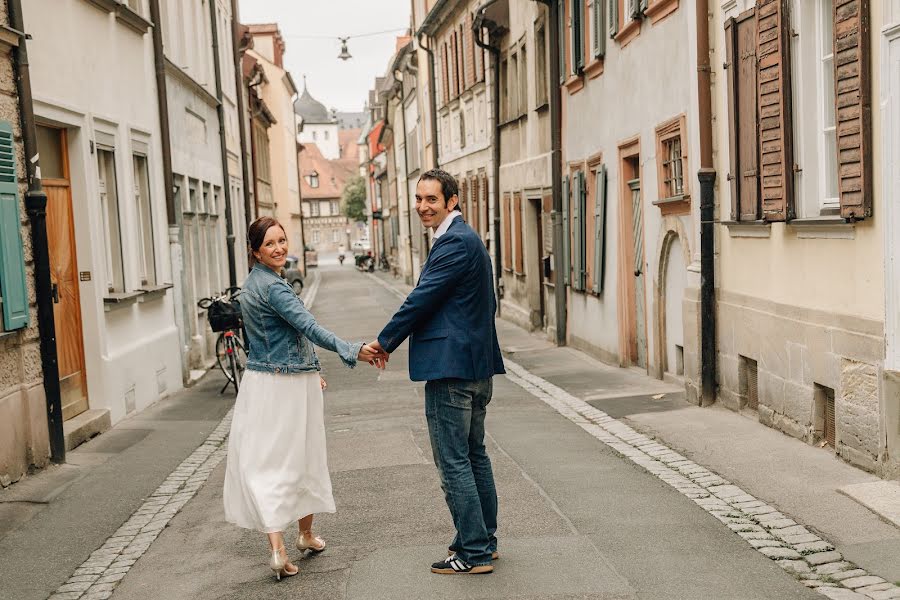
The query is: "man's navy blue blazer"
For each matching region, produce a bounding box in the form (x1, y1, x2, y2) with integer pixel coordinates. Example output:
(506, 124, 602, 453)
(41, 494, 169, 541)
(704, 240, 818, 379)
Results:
(378, 217, 506, 382)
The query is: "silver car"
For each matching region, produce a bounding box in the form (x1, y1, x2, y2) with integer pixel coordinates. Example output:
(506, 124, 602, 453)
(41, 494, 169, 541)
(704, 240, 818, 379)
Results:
(283, 256, 305, 295)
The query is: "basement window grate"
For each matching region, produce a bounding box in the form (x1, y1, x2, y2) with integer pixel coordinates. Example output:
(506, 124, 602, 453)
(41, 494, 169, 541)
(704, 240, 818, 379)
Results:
(740, 356, 759, 411)
(814, 384, 836, 449)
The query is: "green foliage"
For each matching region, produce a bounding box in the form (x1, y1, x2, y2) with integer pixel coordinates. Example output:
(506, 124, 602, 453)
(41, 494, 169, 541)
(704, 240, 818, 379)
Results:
(342, 175, 368, 223)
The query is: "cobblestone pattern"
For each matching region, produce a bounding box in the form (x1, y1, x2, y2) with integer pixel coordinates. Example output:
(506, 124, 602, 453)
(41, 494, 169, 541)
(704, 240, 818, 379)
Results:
(504, 359, 900, 600)
(47, 412, 233, 600)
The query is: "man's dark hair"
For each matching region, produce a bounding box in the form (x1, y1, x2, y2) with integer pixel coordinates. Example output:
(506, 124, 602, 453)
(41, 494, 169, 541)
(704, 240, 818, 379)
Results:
(418, 168, 459, 207)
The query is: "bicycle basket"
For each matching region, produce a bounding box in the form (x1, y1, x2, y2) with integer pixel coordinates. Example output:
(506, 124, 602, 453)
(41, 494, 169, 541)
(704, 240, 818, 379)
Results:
(207, 298, 242, 332)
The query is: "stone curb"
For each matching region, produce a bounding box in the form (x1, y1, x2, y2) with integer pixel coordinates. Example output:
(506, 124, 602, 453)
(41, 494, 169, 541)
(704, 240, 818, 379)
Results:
(503, 359, 900, 600)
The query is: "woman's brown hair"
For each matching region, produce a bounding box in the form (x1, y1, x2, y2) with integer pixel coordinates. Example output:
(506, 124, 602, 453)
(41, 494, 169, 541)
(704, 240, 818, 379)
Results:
(247, 217, 286, 267)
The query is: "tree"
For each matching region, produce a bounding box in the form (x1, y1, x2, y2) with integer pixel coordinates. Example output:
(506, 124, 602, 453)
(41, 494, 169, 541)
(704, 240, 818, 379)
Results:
(341, 175, 367, 223)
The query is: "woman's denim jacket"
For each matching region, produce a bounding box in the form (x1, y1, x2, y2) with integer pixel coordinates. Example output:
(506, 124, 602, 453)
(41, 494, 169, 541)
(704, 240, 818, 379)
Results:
(241, 263, 362, 373)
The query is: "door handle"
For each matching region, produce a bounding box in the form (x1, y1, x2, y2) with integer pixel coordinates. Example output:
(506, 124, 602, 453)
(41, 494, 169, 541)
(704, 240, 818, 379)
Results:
(51, 283, 59, 304)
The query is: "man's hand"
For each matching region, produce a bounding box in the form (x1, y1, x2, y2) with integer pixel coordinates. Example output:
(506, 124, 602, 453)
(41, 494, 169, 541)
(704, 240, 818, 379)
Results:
(358, 342, 389, 369)
(367, 340, 389, 369)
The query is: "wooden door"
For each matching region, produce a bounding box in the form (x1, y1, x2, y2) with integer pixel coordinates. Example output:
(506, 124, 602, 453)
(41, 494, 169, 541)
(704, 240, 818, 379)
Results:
(629, 178, 647, 369)
(39, 126, 88, 420)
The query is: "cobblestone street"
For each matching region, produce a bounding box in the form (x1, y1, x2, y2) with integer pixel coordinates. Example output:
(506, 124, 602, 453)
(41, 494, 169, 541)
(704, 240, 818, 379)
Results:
(2, 267, 899, 600)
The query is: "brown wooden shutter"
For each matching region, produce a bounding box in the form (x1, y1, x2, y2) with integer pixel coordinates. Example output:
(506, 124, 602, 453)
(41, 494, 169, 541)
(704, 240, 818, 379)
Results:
(833, 0, 872, 219)
(459, 178, 467, 219)
(481, 174, 489, 241)
(514, 192, 524, 274)
(441, 44, 449, 105)
(467, 13, 477, 88)
(469, 176, 478, 232)
(725, 9, 760, 221)
(502, 193, 512, 270)
(755, 0, 794, 221)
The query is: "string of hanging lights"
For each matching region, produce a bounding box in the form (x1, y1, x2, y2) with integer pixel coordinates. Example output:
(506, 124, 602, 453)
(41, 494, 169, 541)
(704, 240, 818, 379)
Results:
(283, 28, 409, 61)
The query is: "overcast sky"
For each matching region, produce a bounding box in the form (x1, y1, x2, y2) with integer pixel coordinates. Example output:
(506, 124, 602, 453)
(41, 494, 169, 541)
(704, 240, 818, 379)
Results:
(239, 0, 411, 113)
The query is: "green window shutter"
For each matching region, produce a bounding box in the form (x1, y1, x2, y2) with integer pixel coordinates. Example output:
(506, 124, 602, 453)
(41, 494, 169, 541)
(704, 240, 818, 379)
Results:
(0, 121, 29, 331)
(558, 0, 566, 84)
(572, 0, 584, 72)
(608, 0, 618, 38)
(592, 165, 607, 294)
(562, 174, 570, 286)
(572, 171, 582, 291)
(579, 170, 587, 290)
(592, 0, 606, 58)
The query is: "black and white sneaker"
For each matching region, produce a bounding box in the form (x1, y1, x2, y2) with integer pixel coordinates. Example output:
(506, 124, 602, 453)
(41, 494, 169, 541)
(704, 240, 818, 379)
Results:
(431, 554, 493, 575)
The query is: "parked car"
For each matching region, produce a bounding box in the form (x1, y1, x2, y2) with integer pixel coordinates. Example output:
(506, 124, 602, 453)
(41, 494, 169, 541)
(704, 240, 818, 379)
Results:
(351, 240, 371, 255)
(283, 256, 304, 295)
(304, 249, 318, 268)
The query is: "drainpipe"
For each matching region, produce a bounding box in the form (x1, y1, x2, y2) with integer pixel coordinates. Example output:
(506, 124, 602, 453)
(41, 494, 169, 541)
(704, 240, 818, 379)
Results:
(9, 0, 65, 464)
(149, 0, 187, 381)
(394, 67, 415, 286)
(230, 0, 253, 231)
(416, 32, 440, 170)
(536, 0, 565, 345)
(474, 1, 503, 314)
(295, 141, 308, 274)
(209, 0, 237, 288)
(696, 0, 717, 406)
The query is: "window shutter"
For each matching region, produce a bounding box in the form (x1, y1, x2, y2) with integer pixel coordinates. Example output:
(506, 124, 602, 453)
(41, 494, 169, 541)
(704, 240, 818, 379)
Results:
(833, 0, 872, 219)
(562, 174, 570, 286)
(756, 0, 794, 221)
(514, 193, 524, 274)
(481, 174, 489, 242)
(558, 0, 566, 83)
(592, 0, 606, 58)
(629, 0, 642, 20)
(725, 10, 760, 221)
(578, 170, 587, 290)
(441, 44, 449, 105)
(502, 193, 512, 270)
(0, 122, 29, 331)
(592, 165, 607, 294)
(572, 171, 582, 291)
(572, 0, 584, 73)
(609, 0, 619, 38)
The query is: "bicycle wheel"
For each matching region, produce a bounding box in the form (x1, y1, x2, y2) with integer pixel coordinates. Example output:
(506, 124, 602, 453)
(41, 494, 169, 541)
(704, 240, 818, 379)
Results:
(216, 333, 247, 383)
(227, 345, 241, 390)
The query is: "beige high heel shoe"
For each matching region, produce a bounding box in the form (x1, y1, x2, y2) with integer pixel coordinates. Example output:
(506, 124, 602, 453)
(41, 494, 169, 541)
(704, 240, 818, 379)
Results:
(269, 546, 299, 581)
(296, 530, 326, 553)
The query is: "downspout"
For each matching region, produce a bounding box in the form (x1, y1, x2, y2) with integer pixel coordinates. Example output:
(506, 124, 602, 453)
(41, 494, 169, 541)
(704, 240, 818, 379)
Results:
(209, 0, 237, 288)
(9, 0, 64, 463)
(536, 0, 566, 345)
(295, 142, 308, 274)
(416, 32, 440, 169)
(248, 99, 260, 218)
(393, 68, 415, 285)
(230, 0, 253, 231)
(474, 1, 503, 314)
(696, 0, 716, 406)
(149, 0, 186, 382)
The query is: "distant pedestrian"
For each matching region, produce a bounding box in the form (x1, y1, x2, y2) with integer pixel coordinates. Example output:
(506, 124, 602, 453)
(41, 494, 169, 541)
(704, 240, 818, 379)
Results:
(369, 169, 505, 574)
(223, 216, 385, 580)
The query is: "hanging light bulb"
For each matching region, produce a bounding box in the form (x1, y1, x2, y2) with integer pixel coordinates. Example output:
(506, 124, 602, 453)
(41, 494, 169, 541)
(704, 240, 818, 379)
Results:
(338, 37, 352, 61)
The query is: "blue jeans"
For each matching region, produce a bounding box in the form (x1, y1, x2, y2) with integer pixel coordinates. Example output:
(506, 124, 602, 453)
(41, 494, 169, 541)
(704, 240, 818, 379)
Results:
(424, 378, 498, 566)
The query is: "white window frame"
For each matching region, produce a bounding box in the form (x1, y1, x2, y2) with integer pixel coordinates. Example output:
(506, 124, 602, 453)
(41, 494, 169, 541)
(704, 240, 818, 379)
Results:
(97, 146, 125, 293)
(790, 0, 839, 218)
(132, 153, 156, 286)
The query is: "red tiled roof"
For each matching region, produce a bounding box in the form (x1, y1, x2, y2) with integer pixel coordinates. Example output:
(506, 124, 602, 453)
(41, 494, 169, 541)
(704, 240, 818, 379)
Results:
(299, 132, 362, 200)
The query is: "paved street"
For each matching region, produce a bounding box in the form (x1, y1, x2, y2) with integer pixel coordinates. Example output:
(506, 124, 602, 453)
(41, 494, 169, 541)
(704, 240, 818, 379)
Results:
(2, 266, 898, 600)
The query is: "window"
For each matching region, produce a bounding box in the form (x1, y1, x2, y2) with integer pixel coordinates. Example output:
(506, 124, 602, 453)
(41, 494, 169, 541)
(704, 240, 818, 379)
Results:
(331, 200, 339, 215)
(253, 122, 271, 183)
(313, 230, 320, 243)
(535, 20, 548, 107)
(310, 201, 320, 217)
(514, 193, 524, 274)
(500, 56, 509, 122)
(502, 193, 512, 271)
(608, 0, 619, 38)
(207, 186, 222, 297)
(324, 130, 330, 141)
(319, 200, 329, 216)
(591, 0, 606, 58)
(332, 229, 339, 243)
(518, 43, 528, 115)
(570, 0, 585, 73)
(132, 155, 156, 286)
(655, 116, 688, 201)
(310, 172, 319, 188)
(97, 148, 125, 293)
(510, 52, 519, 118)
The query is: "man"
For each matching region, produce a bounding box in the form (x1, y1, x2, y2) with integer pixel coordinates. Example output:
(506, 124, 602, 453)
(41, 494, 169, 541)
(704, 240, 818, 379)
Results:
(370, 169, 505, 574)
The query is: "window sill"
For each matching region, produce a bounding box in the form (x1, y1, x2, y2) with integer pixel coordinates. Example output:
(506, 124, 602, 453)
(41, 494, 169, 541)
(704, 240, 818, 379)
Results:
(85, 0, 118, 14)
(583, 58, 604, 80)
(614, 19, 642, 47)
(645, 0, 679, 24)
(652, 194, 690, 216)
(115, 3, 152, 34)
(788, 217, 855, 240)
(137, 283, 174, 303)
(104, 291, 143, 312)
(0, 329, 21, 341)
(564, 74, 585, 94)
(534, 101, 550, 113)
(722, 220, 771, 238)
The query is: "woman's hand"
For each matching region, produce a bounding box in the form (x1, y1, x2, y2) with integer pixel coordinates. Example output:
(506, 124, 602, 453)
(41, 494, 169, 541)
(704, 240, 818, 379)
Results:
(358, 343, 387, 369)
(319, 376, 327, 391)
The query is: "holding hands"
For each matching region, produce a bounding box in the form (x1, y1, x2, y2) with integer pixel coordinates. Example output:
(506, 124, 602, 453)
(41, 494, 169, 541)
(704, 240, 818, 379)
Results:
(358, 341, 389, 369)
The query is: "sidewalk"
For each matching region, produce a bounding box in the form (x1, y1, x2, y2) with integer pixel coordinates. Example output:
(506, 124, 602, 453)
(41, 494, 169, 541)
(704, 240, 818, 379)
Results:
(369, 270, 900, 583)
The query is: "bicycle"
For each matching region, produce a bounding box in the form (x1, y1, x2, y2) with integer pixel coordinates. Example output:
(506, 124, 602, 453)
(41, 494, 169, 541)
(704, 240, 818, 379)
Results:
(198, 286, 247, 394)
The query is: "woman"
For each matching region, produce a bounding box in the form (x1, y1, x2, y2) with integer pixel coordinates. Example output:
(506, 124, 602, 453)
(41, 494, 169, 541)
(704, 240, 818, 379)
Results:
(223, 216, 382, 580)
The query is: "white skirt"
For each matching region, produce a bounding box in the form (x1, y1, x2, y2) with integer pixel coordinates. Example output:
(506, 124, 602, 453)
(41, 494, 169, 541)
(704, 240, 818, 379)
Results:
(223, 370, 335, 533)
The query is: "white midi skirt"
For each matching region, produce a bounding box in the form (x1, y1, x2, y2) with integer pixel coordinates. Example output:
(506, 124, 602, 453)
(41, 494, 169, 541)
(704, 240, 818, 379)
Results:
(223, 370, 335, 533)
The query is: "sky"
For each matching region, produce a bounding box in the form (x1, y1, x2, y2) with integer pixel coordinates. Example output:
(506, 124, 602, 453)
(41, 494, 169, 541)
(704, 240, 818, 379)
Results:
(239, 0, 412, 113)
